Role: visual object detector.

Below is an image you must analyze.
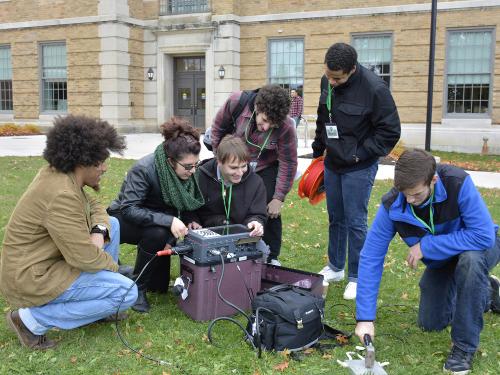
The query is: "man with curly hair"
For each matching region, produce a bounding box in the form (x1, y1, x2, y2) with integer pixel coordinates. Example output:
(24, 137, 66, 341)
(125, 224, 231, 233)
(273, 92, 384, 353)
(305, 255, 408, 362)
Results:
(313, 43, 400, 300)
(210, 84, 298, 265)
(0, 115, 138, 350)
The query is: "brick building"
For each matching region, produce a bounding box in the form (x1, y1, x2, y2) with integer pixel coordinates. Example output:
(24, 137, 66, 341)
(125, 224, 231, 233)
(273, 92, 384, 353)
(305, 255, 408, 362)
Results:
(0, 0, 499, 153)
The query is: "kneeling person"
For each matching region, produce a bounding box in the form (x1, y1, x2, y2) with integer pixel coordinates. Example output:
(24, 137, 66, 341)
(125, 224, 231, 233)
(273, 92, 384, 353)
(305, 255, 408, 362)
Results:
(187, 135, 267, 250)
(0, 115, 138, 350)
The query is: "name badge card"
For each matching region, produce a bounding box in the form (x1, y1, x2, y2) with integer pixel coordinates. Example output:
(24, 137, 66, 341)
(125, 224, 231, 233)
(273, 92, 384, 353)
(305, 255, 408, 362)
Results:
(325, 123, 339, 139)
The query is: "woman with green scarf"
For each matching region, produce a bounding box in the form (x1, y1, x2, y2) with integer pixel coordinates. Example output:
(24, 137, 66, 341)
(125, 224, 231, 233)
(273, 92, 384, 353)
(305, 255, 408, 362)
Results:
(108, 117, 204, 313)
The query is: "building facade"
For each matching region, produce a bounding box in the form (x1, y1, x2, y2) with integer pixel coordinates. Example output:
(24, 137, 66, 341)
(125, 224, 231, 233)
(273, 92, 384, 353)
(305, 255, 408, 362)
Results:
(0, 0, 499, 153)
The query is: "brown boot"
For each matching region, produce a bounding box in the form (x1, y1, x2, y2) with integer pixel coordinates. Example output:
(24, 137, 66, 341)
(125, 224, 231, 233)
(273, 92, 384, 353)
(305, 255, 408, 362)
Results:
(6, 310, 57, 350)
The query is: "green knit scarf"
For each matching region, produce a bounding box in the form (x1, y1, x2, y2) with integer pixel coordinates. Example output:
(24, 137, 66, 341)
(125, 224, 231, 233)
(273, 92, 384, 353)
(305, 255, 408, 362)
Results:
(154, 144, 205, 212)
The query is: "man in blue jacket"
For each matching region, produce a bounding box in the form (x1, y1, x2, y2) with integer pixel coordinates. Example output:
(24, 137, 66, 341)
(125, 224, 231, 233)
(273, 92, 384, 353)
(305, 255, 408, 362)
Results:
(313, 42, 400, 300)
(355, 149, 500, 374)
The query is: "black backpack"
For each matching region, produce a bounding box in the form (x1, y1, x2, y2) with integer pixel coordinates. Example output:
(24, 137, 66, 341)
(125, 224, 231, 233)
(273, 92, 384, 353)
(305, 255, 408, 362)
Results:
(203, 89, 259, 151)
(249, 284, 349, 356)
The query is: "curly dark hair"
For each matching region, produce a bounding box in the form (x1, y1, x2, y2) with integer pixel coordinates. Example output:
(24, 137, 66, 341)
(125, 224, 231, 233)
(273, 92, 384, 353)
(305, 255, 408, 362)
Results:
(254, 84, 290, 127)
(161, 117, 201, 159)
(43, 115, 126, 173)
(324, 43, 358, 73)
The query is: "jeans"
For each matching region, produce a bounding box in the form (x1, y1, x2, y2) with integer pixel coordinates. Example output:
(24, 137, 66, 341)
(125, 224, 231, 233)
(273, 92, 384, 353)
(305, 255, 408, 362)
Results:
(257, 164, 282, 260)
(19, 216, 138, 335)
(324, 162, 378, 281)
(111, 211, 174, 293)
(417, 236, 500, 353)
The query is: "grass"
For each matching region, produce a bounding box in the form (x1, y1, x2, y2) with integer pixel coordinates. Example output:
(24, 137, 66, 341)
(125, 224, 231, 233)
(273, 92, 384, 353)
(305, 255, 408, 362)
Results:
(0, 156, 499, 375)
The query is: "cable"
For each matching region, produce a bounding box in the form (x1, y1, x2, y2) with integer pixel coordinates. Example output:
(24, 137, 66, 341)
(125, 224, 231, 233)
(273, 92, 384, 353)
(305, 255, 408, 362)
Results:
(298, 156, 326, 205)
(113, 251, 186, 372)
(207, 251, 256, 349)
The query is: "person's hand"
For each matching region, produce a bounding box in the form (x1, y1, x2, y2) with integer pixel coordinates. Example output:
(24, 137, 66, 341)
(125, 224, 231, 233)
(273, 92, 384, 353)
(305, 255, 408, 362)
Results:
(90, 233, 105, 249)
(188, 221, 202, 230)
(407, 242, 423, 269)
(355, 321, 375, 344)
(267, 199, 283, 219)
(171, 217, 188, 239)
(247, 221, 264, 237)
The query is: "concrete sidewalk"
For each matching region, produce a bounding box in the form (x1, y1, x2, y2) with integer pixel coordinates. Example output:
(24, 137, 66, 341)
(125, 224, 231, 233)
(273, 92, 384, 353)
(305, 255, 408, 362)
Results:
(1, 133, 500, 188)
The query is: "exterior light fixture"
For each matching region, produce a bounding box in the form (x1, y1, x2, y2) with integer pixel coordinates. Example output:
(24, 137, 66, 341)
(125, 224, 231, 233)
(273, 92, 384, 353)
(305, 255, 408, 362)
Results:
(218, 65, 225, 79)
(147, 67, 154, 81)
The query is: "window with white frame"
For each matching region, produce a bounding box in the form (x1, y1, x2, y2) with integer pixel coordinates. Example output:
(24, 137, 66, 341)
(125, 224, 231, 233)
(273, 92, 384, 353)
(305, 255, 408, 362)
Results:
(41, 43, 67, 112)
(446, 30, 493, 115)
(352, 34, 392, 87)
(159, 0, 209, 15)
(0, 46, 13, 111)
(268, 38, 304, 96)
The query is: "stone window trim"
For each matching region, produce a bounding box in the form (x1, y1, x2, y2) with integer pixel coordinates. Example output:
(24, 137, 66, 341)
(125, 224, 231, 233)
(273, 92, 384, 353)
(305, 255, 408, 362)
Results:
(267, 37, 305, 97)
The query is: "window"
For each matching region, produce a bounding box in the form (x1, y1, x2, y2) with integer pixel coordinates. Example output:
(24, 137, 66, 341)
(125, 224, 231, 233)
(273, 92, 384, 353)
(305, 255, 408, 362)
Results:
(160, 0, 209, 15)
(446, 30, 493, 115)
(352, 34, 392, 87)
(41, 43, 67, 112)
(268, 38, 304, 95)
(0, 46, 13, 111)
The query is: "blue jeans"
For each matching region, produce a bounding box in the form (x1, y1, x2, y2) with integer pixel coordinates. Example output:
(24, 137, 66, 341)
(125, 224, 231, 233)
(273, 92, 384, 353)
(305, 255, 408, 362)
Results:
(18, 216, 138, 335)
(324, 162, 378, 281)
(418, 236, 500, 353)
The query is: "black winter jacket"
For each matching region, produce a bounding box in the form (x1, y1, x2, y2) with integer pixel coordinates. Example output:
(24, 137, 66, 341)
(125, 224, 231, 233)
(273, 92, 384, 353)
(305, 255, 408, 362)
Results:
(312, 64, 401, 173)
(107, 153, 178, 228)
(185, 158, 267, 228)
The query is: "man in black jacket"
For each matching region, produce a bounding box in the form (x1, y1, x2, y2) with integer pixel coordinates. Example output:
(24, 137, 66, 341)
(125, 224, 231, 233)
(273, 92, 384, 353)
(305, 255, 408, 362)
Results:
(186, 135, 268, 249)
(312, 43, 400, 300)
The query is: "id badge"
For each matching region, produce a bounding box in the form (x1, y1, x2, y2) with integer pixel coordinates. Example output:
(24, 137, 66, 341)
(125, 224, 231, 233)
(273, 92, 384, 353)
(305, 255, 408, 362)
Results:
(249, 161, 258, 171)
(325, 123, 339, 139)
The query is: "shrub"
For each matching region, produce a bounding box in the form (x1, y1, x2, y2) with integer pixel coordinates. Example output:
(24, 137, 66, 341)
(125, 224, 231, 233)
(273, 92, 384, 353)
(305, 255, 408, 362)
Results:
(0, 123, 42, 136)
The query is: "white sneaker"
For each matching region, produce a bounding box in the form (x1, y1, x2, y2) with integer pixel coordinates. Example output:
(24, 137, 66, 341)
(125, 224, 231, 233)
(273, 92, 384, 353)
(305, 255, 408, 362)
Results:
(269, 258, 281, 266)
(318, 266, 345, 282)
(343, 282, 357, 300)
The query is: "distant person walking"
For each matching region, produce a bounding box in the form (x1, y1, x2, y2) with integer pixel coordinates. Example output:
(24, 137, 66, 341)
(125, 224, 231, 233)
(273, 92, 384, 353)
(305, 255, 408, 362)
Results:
(289, 89, 303, 128)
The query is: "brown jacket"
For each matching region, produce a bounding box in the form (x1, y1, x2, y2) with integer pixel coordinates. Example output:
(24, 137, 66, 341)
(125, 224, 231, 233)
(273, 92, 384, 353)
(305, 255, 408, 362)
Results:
(0, 166, 118, 308)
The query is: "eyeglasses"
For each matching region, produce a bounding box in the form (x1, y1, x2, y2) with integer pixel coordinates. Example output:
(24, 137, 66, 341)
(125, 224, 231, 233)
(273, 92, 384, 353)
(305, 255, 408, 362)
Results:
(172, 159, 201, 171)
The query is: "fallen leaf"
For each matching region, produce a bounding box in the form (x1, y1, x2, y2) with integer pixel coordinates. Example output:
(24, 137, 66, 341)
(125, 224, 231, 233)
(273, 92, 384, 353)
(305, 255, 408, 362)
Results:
(273, 361, 289, 371)
(303, 348, 315, 354)
(70, 356, 77, 364)
(322, 353, 333, 359)
(401, 292, 409, 300)
(336, 334, 349, 345)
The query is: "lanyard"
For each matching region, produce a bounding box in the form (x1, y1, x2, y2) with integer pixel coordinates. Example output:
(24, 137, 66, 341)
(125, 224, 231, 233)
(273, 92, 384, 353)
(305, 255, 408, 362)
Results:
(409, 191, 435, 234)
(327, 84, 333, 122)
(220, 179, 233, 224)
(244, 109, 274, 161)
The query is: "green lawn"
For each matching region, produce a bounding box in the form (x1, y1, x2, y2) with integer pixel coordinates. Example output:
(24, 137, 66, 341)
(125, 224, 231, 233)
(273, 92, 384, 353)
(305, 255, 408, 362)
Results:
(0, 156, 499, 375)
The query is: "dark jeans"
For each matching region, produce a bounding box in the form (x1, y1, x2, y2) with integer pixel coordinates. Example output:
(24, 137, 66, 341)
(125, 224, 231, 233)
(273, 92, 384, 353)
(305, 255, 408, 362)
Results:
(324, 162, 378, 281)
(257, 164, 282, 260)
(418, 236, 500, 353)
(111, 211, 174, 293)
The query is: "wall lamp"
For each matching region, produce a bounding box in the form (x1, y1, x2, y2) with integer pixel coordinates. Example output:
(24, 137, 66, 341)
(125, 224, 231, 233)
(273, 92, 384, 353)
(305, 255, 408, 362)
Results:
(218, 65, 225, 79)
(147, 67, 154, 81)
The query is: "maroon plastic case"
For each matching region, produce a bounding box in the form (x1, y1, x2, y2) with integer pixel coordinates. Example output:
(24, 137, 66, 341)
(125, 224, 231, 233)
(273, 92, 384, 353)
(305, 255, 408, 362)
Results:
(178, 256, 263, 321)
(260, 264, 324, 297)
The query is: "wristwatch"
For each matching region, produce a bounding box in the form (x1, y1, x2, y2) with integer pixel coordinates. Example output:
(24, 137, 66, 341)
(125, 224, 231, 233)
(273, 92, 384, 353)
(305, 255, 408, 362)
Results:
(91, 224, 109, 238)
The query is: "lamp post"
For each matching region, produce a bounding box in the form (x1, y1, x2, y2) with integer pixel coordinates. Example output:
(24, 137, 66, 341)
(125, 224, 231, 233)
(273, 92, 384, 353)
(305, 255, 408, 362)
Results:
(425, 0, 438, 151)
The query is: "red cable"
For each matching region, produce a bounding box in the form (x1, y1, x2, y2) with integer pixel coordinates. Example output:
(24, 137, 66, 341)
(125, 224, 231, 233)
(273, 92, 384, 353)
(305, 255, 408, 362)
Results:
(298, 156, 326, 205)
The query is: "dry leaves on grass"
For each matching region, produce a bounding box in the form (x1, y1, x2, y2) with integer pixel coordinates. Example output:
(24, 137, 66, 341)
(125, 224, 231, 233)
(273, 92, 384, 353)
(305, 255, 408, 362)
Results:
(273, 361, 289, 371)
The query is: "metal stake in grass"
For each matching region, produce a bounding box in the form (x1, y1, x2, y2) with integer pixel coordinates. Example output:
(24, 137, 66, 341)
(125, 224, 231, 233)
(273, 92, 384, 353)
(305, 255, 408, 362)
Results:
(345, 334, 388, 375)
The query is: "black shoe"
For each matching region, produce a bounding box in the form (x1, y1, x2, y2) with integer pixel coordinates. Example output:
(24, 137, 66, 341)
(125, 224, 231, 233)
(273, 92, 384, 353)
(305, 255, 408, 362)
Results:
(489, 275, 500, 313)
(443, 345, 473, 374)
(117, 265, 134, 279)
(132, 289, 150, 313)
